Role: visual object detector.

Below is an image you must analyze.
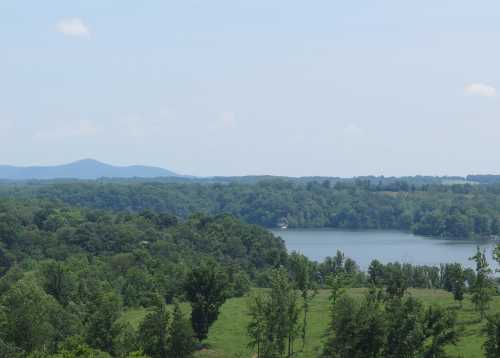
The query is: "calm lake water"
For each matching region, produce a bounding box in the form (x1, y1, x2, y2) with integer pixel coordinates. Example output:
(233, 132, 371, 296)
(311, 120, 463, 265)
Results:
(271, 229, 498, 271)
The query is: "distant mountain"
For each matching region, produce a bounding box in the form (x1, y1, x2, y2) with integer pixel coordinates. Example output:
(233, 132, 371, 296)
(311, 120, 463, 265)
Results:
(0, 159, 180, 180)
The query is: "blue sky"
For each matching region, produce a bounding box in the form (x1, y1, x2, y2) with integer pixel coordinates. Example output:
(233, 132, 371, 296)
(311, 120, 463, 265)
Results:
(1, 1, 500, 176)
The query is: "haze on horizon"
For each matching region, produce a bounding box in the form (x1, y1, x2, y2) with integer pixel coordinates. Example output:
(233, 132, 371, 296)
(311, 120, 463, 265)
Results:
(1, 1, 499, 178)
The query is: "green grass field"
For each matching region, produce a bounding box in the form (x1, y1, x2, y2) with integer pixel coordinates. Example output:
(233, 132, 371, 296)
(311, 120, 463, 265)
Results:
(123, 289, 500, 358)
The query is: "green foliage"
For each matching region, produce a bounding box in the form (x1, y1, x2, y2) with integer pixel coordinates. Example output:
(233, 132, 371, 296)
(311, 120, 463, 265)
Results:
(469, 247, 495, 320)
(322, 285, 459, 358)
(138, 299, 194, 358)
(484, 313, 500, 358)
(86, 291, 123, 353)
(441, 263, 466, 304)
(0, 198, 290, 356)
(368, 259, 385, 286)
(168, 301, 195, 358)
(0, 193, 494, 357)
(385, 296, 426, 357)
(0, 278, 63, 352)
(184, 261, 228, 341)
(423, 305, 459, 358)
(39, 260, 76, 306)
(4, 179, 500, 238)
(122, 267, 156, 307)
(50, 344, 111, 358)
(289, 252, 316, 346)
(247, 268, 301, 358)
(138, 301, 170, 358)
(322, 289, 387, 358)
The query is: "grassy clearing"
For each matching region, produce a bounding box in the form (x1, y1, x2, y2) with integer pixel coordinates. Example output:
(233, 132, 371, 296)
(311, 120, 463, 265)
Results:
(123, 288, 499, 358)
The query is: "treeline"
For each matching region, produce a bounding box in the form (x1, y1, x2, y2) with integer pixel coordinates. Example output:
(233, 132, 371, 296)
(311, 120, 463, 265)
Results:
(2, 180, 500, 238)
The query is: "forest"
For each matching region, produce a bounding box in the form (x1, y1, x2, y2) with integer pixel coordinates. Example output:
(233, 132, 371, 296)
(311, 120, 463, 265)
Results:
(1, 196, 500, 357)
(1, 179, 500, 239)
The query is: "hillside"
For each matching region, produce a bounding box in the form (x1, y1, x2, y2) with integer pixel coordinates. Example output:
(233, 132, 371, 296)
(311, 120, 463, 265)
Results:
(0, 159, 179, 179)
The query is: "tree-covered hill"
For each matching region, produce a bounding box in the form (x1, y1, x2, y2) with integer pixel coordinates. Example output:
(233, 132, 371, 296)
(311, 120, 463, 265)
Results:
(2, 179, 500, 239)
(0, 198, 286, 278)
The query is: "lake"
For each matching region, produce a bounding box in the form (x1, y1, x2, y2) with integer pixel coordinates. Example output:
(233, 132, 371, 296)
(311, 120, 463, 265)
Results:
(271, 229, 498, 271)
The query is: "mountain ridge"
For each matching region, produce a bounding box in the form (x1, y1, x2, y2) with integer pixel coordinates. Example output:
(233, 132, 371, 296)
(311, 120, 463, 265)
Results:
(0, 159, 179, 180)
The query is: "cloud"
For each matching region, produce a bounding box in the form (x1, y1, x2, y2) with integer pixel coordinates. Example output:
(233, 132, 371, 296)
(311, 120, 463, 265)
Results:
(56, 18, 90, 37)
(464, 83, 497, 98)
(34, 120, 98, 141)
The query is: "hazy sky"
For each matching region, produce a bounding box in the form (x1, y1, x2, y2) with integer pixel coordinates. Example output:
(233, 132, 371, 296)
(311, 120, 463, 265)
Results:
(2, 1, 500, 177)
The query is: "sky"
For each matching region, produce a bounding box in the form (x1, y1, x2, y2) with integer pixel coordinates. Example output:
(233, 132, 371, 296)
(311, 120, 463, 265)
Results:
(1, 1, 500, 177)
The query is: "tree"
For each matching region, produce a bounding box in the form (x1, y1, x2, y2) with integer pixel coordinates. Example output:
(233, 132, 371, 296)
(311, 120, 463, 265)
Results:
(0, 338, 22, 358)
(384, 263, 408, 299)
(289, 252, 316, 346)
(326, 271, 351, 307)
(322, 288, 386, 358)
(322, 295, 360, 358)
(112, 322, 138, 358)
(168, 301, 195, 358)
(122, 267, 156, 307)
(0, 279, 61, 353)
(138, 300, 170, 358)
(86, 291, 123, 353)
(247, 293, 267, 358)
(184, 261, 228, 342)
(39, 260, 75, 306)
(423, 305, 459, 358)
(368, 259, 385, 286)
(384, 296, 426, 358)
(50, 343, 111, 358)
(442, 263, 466, 306)
(484, 313, 500, 358)
(469, 247, 494, 320)
(246, 268, 301, 358)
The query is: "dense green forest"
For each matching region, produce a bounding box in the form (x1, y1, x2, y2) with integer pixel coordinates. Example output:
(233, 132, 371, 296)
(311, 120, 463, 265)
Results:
(0, 197, 289, 357)
(2, 179, 500, 239)
(1, 197, 500, 357)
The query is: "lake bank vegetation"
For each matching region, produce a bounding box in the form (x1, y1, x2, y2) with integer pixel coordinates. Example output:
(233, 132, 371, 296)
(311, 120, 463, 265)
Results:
(2, 179, 500, 239)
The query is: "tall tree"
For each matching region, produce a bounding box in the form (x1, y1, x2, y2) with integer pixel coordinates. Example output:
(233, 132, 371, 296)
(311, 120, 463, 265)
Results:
(289, 252, 316, 346)
(86, 291, 123, 353)
(0, 279, 61, 354)
(422, 305, 459, 358)
(247, 293, 267, 358)
(469, 247, 494, 320)
(384, 263, 408, 299)
(384, 296, 426, 358)
(322, 288, 386, 358)
(39, 260, 75, 306)
(484, 313, 500, 358)
(138, 300, 170, 358)
(247, 268, 301, 358)
(184, 261, 228, 342)
(168, 301, 195, 358)
(368, 259, 385, 286)
(441, 263, 466, 306)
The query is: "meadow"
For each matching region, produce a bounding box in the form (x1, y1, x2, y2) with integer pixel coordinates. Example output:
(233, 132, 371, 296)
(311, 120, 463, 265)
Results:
(122, 289, 499, 358)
